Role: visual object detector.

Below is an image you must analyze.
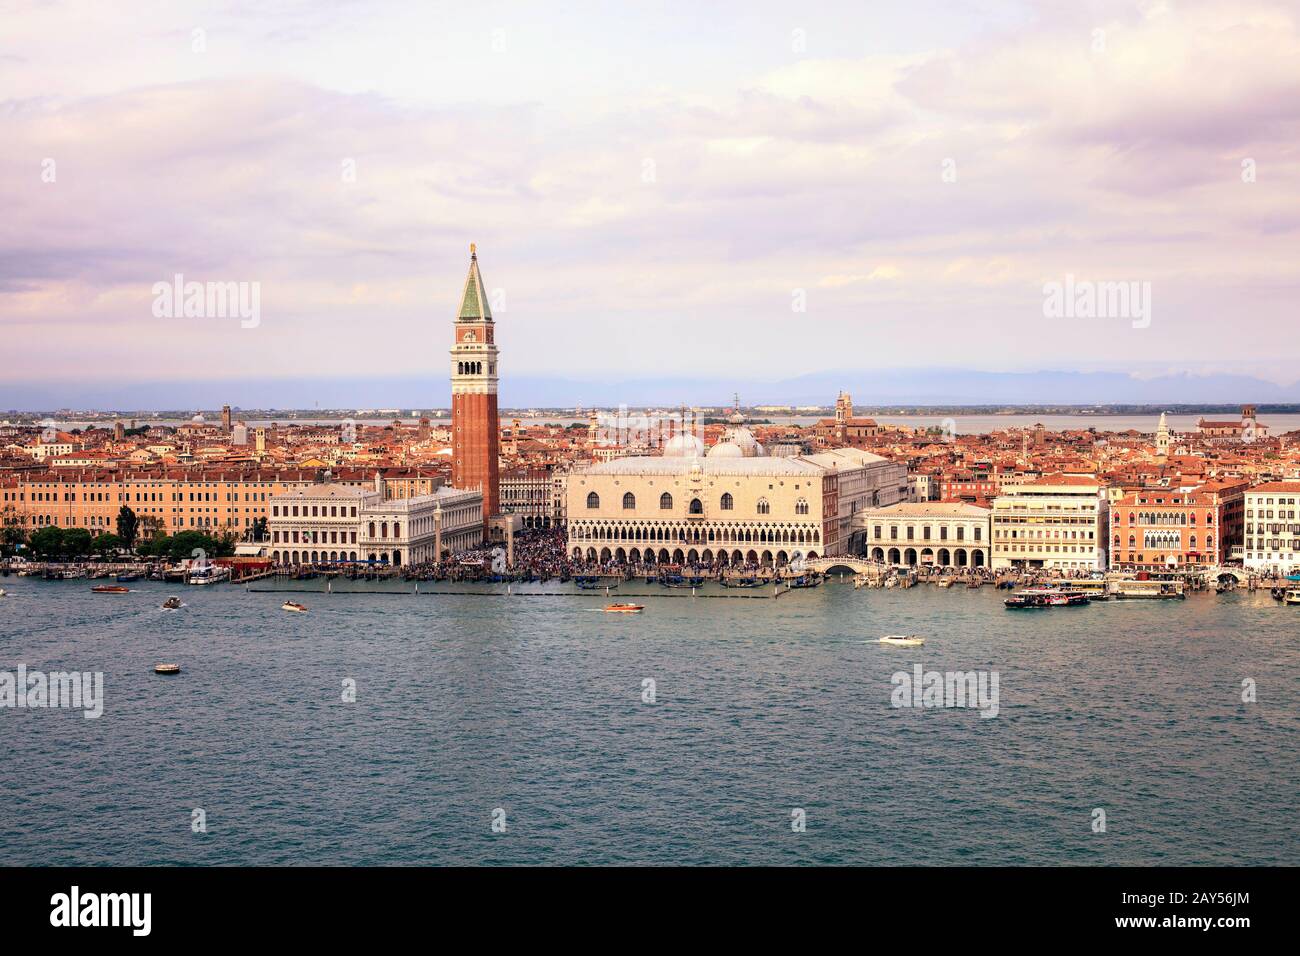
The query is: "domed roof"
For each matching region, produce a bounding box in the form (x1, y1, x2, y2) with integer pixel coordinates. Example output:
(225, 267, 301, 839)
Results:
(663, 431, 705, 458)
(708, 441, 745, 458)
(709, 426, 765, 458)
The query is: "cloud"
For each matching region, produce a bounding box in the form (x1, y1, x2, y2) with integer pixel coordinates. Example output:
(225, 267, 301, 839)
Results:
(1, 0, 1299, 389)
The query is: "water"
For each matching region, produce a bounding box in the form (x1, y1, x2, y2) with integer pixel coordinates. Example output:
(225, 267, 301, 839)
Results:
(2, 577, 1296, 865)
(40, 413, 1300, 434)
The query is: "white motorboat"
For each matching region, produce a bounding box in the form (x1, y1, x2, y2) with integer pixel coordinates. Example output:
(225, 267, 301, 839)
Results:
(877, 634, 925, 647)
(281, 601, 308, 613)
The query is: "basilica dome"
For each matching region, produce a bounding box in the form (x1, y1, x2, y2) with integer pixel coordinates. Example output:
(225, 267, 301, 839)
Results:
(662, 431, 705, 458)
(708, 426, 765, 458)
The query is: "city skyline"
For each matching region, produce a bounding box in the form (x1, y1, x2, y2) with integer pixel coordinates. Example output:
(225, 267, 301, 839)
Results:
(5, 0, 1300, 394)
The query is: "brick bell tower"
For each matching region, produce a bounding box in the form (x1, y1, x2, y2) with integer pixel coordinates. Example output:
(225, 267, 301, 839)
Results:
(451, 244, 500, 528)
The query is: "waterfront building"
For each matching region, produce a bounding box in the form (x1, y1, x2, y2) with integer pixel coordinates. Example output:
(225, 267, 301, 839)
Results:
(861, 501, 992, 568)
(565, 435, 905, 565)
(268, 474, 481, 566)
(990, 475, 1109, 571)
(1110, 488, 1220, 571)
(0, 468, 448, 539)
(450, 244, 500, 526)
(1242, 481, 1300, 573)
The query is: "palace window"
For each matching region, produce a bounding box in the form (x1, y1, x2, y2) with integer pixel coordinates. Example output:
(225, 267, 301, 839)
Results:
(587, 492, 600, 509)
(795, 498, 808, 515)
(689, 498, 703, 515)
(720, 493, 733, 511)
(622, 492, 636, 510)
(757, 498, 770, 515)
(660, 492, 673, 510)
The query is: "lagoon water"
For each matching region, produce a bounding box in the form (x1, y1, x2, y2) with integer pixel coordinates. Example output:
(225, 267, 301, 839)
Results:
(1, 576, 1296, 865)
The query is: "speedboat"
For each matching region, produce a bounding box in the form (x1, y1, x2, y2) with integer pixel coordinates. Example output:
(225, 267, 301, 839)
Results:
(604, 603, 645, 613)
(936, 578, 953, 588)
(281, 601, 308, 613)
(161, 597, 184, 610)
(877, 634, 925, 647)
(154, 663, 181, 675)
(0, 588, 6, 597)
(91, 584, 130, 594)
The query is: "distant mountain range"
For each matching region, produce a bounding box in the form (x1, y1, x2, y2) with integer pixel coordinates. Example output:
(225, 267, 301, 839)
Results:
(4, 368, 1298, 412)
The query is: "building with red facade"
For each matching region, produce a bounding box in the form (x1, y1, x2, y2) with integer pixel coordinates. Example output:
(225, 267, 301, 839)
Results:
(1110, 481, 1246, 570)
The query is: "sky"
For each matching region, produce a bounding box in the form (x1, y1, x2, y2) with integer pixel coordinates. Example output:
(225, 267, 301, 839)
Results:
(3, 0, 1300, 408)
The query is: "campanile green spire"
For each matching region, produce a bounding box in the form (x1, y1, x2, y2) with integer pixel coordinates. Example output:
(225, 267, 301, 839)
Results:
(457, 243, 493, 321)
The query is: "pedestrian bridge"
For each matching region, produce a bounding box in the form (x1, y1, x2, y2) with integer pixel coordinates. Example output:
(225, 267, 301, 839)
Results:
(806, 557, 883, 576)
(1209, 566, 1248, 584)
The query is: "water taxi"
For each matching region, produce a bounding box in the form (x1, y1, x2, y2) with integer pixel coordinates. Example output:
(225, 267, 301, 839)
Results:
(154, 663, 181, 675)
(281, 601, 308, 613)
(116, 572, 143, 583)
(91, 584, 131, 594)
(1285, 589, 1300, 606)
(187, 565, 231, 585)
(1109, 578, 1186, 600)
(0, 588, 6, 597)
(1005, 588, 1089, 609)
(936, 578, 954, 588)
(604, 603, 645, 613)
(161, 597, 184, 610)
(877, 635, 926, 647)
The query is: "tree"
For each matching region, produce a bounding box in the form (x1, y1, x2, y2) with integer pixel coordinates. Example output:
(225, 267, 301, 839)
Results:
(62, 528, 93, 558)
(29, 526, 66, 559)
(1, 524, 27, 558)
(92, 533, 124, 557)
(116, 506, 139, 549)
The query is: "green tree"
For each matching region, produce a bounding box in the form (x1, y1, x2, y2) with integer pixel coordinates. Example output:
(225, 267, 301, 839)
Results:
(166, 530, 229, 561)
(93, 533, 125, 557)
(62, 528, 93, 558)
(144, 532, 171, 558)
(116, 506, 139, 549)
(29, 526, 66, 558)
(1, 524, 27, 558)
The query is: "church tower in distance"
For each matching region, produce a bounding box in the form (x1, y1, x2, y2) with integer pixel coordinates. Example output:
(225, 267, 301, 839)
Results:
(450, 244, 500, 527)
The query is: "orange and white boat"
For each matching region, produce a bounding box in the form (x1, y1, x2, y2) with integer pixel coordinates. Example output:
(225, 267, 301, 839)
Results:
(281, 601, 308, 613)
(604, 603, 645, 613)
